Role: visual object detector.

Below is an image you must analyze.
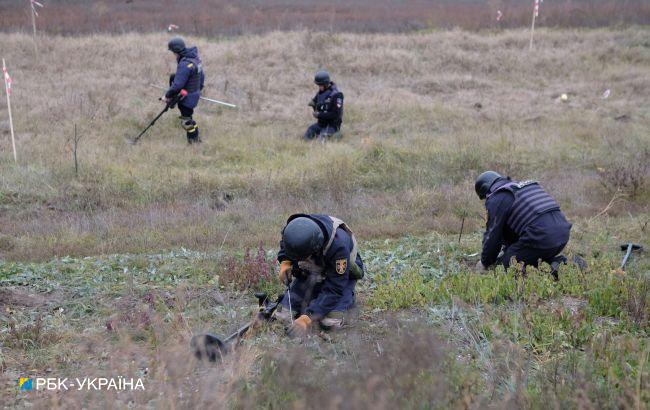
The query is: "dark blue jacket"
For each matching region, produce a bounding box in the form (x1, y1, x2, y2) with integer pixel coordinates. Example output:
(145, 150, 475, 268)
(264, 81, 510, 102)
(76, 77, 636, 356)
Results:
(165, 46, 204, 109)
(312, 83, 343, 129)
(481, 178, 572, 267)
(278, 214, 363, 317)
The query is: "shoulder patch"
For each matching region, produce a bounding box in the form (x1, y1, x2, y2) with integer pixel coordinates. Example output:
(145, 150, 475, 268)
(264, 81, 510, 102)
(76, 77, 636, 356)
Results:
(335, 259, 347, 275)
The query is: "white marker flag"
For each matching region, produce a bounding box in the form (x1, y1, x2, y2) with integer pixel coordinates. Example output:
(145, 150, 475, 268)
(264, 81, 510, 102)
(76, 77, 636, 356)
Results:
(31, 0, 44, 16)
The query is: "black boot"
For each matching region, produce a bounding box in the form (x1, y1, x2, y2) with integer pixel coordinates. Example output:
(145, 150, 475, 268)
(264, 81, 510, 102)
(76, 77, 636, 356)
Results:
(183, 119, 201, 144)
(187, 127, 201, 144)
(550, 255, 568, 280)
(572, 255, 588, 272)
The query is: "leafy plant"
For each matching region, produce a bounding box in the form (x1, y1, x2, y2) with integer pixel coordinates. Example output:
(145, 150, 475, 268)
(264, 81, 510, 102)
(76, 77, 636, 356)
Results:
(220, 243, 274, 291)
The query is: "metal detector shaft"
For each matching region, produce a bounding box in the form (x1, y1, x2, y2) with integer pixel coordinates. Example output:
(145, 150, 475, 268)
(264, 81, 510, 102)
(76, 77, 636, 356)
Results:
(223, 321, 254, 344)
(128, 104, 171, 144)
(287, 284, 293, 325)
(149, 84, 237, 108)
(620, 243, 643, 270)
(621, 245, 633, 270)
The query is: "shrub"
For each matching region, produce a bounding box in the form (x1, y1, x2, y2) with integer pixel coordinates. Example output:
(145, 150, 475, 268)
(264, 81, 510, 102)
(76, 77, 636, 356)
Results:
(6, 315, 60, 350)
(220, 243, 275, 291)
(597, 140, 649, 199)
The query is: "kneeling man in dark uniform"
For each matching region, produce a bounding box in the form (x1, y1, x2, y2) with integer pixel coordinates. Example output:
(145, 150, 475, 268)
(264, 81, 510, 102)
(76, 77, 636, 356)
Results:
(474, 171, 572, 276)
(275, 214, 364, 336)
(304, 70, 344, 141)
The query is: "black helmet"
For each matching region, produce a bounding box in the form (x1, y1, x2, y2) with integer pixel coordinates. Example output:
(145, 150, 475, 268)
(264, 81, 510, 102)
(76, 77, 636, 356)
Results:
(168, 37, 186, 53)
(282, 217, 325, 260)
(475, 171, 502, 200)
(314, 70, 331, 86)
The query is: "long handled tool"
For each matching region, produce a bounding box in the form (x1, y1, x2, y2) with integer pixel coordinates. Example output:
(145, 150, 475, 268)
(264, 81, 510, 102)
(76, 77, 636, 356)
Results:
(191, 292, 283, 362)
(126, 90, 186, 145)
(619, 243, 643, 271)
(286, 284, 293, 325)
(149, 84, 237, 108)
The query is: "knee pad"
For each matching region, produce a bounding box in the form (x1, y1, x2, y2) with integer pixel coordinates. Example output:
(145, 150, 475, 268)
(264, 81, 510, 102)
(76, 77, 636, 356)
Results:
(181, 119, 197, 132)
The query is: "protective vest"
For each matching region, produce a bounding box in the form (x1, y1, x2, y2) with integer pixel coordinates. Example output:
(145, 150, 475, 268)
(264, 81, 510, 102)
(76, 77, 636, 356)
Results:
(296, 215, 362, 279)
(314, 84, 343, 126)
(323, 216, 358, 265)
(490, 180, 561, 235)
(179, 56, 203, 93)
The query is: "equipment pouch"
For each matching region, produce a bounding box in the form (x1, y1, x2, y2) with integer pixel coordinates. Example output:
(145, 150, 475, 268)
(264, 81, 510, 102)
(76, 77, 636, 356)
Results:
(349, 262, 364, 280)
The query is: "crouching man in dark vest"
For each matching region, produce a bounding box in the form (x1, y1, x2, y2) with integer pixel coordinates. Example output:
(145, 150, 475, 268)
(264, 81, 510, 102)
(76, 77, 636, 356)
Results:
(274, 214, 364, 337)
(304, 70, 344, 141)
(474, 171, 572, 277)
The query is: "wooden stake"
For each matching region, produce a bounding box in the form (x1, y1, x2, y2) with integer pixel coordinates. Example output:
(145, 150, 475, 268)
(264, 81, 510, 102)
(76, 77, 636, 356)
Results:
(3, 59, 17, 163)
(31, 2, 38, 53)
(529, 5, 537, 50)
(73, 123, 79, 176)
(458, 216, 465, 244)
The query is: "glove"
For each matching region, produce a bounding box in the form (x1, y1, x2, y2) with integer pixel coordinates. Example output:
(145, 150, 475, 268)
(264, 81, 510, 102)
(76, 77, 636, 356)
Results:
(476, 260, 488, 273)
(278, 260, 292, 285)
(312, 111, 319, 119)
(287, 314, 311, 338)
(308, 100, 316, 108)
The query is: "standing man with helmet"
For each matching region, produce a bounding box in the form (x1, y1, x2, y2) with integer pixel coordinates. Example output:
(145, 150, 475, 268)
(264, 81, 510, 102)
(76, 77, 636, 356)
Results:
(275, 214, 364, 337)
(165, 37, 205, 144)
(474, 171, 573, 277)
(304, 70, 344, 141)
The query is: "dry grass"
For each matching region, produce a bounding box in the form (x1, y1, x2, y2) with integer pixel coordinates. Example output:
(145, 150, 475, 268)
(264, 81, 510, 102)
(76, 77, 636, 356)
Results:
(0, 28, 648, 260)
(0, 25, 648, 410)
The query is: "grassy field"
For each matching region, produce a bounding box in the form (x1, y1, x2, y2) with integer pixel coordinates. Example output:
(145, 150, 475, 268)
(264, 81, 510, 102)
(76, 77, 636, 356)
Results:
(0, 28, 648, 408)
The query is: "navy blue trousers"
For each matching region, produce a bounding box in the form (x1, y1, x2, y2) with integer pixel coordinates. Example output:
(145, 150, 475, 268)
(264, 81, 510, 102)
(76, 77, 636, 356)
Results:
(304, 123, 339, 140)
(498, 241, 568, 276)
(279, 274, 356, 317)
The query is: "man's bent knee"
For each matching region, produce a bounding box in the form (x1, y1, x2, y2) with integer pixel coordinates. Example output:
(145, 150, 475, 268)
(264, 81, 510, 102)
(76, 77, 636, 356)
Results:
(320, 311, 344, 330)
(304, 124, 321, 140)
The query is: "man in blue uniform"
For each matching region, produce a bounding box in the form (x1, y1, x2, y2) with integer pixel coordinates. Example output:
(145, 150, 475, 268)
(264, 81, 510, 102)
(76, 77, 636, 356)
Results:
(474, 171, 572, 277)
(304, 70, 344, 141)
(275, 214, 364, 336)
(165, 37, 205, 144)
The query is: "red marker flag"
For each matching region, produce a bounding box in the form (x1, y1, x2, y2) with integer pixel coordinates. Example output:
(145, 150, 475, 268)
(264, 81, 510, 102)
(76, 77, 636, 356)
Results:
(3, 66, 11, 96)
(534, 0, 543, 17)
(2, 58, 17, 162)
(530, 0, 543, 50)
